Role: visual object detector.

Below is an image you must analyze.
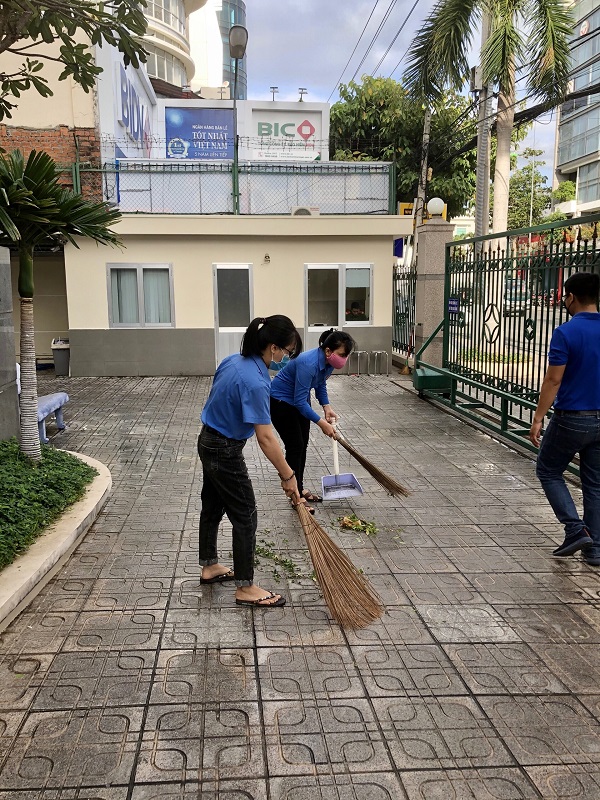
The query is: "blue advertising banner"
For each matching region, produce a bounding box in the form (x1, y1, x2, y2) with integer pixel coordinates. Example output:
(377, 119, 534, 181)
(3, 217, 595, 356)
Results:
(165, 107, 234, 160)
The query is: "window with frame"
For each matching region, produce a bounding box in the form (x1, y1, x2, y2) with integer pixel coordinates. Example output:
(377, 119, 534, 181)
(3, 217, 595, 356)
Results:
(306, 263, 372, 329)
(108, 264, 174, 327)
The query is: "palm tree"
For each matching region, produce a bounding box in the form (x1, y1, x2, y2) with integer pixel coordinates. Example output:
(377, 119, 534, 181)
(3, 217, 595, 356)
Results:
(0, 150, 122, 460)
(404, 0, 573, 233)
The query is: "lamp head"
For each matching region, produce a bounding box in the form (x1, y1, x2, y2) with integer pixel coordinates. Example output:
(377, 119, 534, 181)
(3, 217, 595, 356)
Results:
(427, 197, 445, 217)
(229, 25, 248, 59)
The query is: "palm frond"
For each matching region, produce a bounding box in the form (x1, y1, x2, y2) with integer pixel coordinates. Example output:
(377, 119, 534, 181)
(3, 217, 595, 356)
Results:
(403, 0, 481, 100)
(526, 0, 574, 103)
(481, 0, 525, 96)
(0, 149, 122, 250)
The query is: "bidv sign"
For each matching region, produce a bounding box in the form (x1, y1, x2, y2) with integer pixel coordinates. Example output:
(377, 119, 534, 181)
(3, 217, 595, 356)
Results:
(117, 64, 152, 155)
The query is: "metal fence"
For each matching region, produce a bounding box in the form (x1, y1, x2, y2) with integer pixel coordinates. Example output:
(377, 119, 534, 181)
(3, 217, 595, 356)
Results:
(415, 214, 600, 453)
(393, 264, 416, 357)
(76, 160, 395, 215)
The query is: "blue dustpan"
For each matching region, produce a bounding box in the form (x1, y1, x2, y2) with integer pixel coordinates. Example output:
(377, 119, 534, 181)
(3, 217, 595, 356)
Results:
(321, 435, 363, 500)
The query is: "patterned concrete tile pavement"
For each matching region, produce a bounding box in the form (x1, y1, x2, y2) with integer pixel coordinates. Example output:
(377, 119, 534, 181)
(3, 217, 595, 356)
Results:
(0, 373, 599, 798)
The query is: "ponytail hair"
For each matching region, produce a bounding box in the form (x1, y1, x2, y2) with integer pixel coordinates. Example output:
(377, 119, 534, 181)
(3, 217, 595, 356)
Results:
(318, 328, 355, 356)
(241, 315, 303, 358)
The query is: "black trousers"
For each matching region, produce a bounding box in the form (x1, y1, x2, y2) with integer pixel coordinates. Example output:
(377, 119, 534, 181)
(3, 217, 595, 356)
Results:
(270, 397, 311, 494)
(198, 426, 257, 586)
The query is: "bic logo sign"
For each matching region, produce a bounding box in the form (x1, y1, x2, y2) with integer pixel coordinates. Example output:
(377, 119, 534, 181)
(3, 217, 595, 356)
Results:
(257, 119, 316, 141)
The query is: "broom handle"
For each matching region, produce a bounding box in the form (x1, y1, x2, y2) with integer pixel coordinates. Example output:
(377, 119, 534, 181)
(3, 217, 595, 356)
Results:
(332, 423, 340, 476)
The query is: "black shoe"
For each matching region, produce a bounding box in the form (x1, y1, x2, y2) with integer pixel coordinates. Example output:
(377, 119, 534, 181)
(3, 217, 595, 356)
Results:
(553, 529, 593, 557)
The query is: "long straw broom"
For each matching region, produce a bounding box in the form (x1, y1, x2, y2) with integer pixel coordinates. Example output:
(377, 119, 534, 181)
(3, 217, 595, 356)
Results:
(335, 429, 411, 498)
(295, 502, 384, 628)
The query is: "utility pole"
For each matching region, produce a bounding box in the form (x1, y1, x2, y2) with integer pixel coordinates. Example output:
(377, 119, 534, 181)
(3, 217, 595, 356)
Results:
(270, 86, 279, 101)
(415, 106, 432, 227)
(298, 87, 308, 102)
(528, 123, 537, 250)
(474, 13, 492, 243)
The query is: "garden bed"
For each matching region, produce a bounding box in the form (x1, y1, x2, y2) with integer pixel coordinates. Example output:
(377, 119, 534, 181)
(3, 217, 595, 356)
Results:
(0, 439, 97, 570)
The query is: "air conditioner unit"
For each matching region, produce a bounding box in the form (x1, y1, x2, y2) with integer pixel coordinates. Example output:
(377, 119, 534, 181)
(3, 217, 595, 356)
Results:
(291, 206, 320, 216)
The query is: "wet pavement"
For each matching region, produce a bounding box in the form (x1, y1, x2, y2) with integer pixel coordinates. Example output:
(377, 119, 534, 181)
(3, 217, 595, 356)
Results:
(1, 372, 599, 798)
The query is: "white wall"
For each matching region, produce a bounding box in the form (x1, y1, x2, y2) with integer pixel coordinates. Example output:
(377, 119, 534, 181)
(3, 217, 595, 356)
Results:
(65, 214, 410, 332)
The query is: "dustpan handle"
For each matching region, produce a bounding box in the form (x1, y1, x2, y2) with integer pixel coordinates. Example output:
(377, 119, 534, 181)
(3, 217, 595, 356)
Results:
(332, 423, 340, 476)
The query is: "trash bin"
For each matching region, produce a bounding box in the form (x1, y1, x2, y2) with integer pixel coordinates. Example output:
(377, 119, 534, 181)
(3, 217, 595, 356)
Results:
(51, 338, 70, 377)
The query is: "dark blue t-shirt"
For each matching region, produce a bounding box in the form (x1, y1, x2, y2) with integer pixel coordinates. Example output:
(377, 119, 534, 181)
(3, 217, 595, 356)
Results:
(549, 311, 600, 410)
(201, 354, 271, 440)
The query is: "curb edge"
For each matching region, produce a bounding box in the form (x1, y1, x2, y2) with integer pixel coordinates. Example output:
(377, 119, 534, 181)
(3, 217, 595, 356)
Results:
(0, 452, 112, 625)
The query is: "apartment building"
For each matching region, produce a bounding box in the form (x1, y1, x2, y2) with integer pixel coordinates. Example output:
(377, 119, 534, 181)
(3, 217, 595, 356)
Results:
(555, 0, 600, 214)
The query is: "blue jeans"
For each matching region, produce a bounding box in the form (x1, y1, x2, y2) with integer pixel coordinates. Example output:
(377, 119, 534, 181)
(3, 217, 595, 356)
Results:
(536, 413, 600, 558)
(198, 426, 257, 586)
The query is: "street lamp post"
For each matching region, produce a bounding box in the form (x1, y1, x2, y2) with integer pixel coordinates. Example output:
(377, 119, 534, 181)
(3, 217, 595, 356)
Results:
(228, 24, 248, 215)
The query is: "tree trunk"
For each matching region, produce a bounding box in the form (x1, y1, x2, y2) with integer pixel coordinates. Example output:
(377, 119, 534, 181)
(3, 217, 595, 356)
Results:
(492, 89, 515, 234)
(18, 246, 41, 460)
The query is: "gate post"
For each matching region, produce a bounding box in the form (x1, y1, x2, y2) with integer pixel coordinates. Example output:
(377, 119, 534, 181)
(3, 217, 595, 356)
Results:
(0, 246, 19, 439)
(413, 216, 454, 367)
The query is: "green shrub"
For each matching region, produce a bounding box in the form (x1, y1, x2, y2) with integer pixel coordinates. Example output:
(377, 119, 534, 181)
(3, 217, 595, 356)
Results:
(0, 438, 97, 570)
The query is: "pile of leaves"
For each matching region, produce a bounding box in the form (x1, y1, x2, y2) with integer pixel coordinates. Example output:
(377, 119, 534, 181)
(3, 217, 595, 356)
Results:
(0, 439, 97, 570)
(339, 514, 378, 537)
(253, 535, 314, 584)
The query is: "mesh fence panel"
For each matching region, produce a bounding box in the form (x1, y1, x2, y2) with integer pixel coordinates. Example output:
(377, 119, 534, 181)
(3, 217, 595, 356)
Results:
(77, 161, 392, 215)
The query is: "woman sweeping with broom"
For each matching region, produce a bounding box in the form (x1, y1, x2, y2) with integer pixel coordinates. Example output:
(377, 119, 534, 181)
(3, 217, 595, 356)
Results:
(198, 315, 304, 608)
(270, 328, 355, 510)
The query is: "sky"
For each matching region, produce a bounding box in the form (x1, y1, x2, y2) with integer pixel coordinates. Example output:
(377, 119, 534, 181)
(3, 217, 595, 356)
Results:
(246, 0, 437, 104)
(244, 0, 556, 182)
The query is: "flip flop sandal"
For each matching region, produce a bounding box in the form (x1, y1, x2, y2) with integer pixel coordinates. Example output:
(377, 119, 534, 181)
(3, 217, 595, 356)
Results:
(302, 490, 323, 503)
(236, 592, 286, 608)
(200, 569, 235, 585)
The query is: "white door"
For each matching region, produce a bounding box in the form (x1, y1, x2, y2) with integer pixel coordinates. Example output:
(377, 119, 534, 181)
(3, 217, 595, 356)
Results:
(213, 263, 253, 365)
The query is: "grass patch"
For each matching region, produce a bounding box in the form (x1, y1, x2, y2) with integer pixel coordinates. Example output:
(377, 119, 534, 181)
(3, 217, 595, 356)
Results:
(461, 348, 526, 365)
(0, 438, 97, 570)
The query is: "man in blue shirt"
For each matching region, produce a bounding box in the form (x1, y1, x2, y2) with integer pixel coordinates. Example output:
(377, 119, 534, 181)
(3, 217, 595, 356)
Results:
(529, 272, 600, 566)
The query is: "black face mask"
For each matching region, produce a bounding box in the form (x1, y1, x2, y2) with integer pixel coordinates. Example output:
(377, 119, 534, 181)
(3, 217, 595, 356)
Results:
(563, 296, 573, 317)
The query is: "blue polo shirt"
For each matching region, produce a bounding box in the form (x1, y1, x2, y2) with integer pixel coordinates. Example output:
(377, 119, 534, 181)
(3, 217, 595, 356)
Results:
(271, 347, 334, 423)
(549, 311, 600, 410)
(201, 354, 271, 440)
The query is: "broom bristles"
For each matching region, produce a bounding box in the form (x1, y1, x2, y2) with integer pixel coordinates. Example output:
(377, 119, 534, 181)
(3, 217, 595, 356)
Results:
(336, 433, 411, 498)
(296, 503, 383, 629)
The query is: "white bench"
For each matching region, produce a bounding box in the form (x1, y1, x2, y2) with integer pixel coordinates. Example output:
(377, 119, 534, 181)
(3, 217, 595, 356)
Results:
(16, 363, 69, 443)
(36, 392, 69, 443)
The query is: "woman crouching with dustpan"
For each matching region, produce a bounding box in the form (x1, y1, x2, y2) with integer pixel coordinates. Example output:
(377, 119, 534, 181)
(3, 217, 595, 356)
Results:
(198, 315, 305, 609)
(270, 328, 355, 511)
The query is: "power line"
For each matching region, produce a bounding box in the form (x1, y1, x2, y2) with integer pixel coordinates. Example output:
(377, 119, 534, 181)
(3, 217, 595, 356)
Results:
(432, 78, 600, 174)
(371, 0, 421, 75)
(350, 0, 400, 84)
(388, 44, 411, 78)
(326, 0, 383, 103)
